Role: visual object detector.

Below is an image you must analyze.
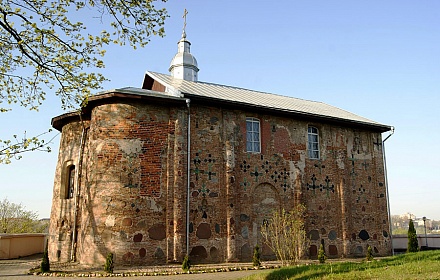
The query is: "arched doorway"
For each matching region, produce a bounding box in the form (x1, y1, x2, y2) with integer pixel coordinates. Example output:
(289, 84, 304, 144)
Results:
(251, 183, 280, 260)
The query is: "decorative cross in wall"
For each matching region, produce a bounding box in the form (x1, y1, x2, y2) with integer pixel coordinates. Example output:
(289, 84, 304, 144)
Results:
(314, 162, 325, 174)
(206, 165, 217, 180)
(240, 160, 251, 173)
(261, 160, 272, 174)
(321, 176, 335, 197)
(193, 157, 201, 165)
(192, 166, 204, 181)
(307, 174, 319, 194)
(240, 177, 249, 191)
(348, 154, 358, 177)
(356, 184, 368, 203)
(281, 179, 289, 192)
(198, 183, 210, 197)
(204, 154, 215, 163)
(122, 152, 140, 190)
(373, 138, 382, 151)
(250, 167, 261, 182)
(361, 161, 369, 171)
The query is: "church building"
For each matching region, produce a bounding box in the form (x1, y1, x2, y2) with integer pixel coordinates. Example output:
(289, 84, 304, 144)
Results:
(48, 26, 393, 265)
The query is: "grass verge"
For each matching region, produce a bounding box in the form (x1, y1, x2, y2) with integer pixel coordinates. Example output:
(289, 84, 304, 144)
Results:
(240, 250, 440, 280)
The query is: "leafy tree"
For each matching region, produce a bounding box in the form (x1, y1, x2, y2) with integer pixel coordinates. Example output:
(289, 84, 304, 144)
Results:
(407, 219, 419, 252)
(260, 204, 308, 266)
(0, 0, 168, 164)
(0, 197, 44, 233)
(252, 245, 261, 267)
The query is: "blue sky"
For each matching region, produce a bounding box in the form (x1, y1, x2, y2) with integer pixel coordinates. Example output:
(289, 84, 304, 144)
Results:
(1, 1, 439, 221)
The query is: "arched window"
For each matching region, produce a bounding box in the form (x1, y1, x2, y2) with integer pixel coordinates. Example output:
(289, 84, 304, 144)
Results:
(308, 126, 320, 159)
(246, 117, 260, 153)
(66, 165, 75, 199)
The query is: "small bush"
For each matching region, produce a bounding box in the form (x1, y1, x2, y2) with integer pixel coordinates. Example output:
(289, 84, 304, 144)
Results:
(253, 245, 261, 267)
(260, 205, 308, 266)
(407, 219, 419, 253)
(104, 253, 114, 273)
(40, 240, 50, 272)
(366, 245, 373, 261)
(182, 255, 191, 272)
(318, 244, 326, 264)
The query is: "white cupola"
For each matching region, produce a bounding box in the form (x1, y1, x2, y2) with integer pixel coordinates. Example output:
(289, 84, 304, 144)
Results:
(169, 10, 199, 81)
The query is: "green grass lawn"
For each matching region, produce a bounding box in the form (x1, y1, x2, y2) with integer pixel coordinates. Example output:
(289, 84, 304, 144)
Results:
(241, 250, 440, 280)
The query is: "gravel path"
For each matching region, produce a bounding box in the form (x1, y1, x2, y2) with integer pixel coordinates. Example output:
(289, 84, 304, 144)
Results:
(0, 254, 270, 280)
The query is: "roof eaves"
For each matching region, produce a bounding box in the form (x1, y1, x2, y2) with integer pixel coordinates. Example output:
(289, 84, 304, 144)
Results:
(51, 87, 187, 131)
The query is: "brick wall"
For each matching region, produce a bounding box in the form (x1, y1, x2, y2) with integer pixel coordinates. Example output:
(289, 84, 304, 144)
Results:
(49, 97, 391, 265)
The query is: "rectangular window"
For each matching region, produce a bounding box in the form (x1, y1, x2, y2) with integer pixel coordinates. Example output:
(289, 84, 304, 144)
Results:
(308, 126, 320, 159)
(246, 117, 261, 153)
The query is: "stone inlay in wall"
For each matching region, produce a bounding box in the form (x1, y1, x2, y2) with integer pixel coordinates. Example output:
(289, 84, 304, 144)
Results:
(209, 192, 218, 197)
(240, 214, 250, 222)
(329, 245, 338, 256)
(210, 247, 219, 261)
(359, 230, 370, 241)
(328, 230, 337, 241)
(148, 224, 166, 240)
(241, 226, 249, 239)
(122, 218, 133, 226)
(189, 246, 208, 260)
(240, 243, 251, 260)
(139, 248, 146, 258)
(309, 230, 320, 240)
(196, 223, 211, 239)
(154, 247, 165, 259)
(133, 233, 143, 242)
(123, 252, 134, 262)
(309, 245, 317, 257)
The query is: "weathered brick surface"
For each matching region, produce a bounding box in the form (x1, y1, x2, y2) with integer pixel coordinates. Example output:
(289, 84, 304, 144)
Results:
(49, 96, 391, 266)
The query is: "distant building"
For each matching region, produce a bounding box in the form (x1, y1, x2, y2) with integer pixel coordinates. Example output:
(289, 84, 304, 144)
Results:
(48, 28, 393, 265)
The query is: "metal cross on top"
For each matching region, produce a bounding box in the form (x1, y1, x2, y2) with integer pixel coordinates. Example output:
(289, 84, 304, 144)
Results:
(182, 8, 188, 34)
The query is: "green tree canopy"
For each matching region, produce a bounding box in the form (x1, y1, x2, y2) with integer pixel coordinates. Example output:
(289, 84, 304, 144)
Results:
(0, 197, 47, 233)
(0, 0, 168, 163)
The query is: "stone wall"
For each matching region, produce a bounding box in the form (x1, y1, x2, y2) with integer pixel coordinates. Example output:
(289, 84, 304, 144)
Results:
(49, 120, 87, 262)
(49, 97, 391, 266)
